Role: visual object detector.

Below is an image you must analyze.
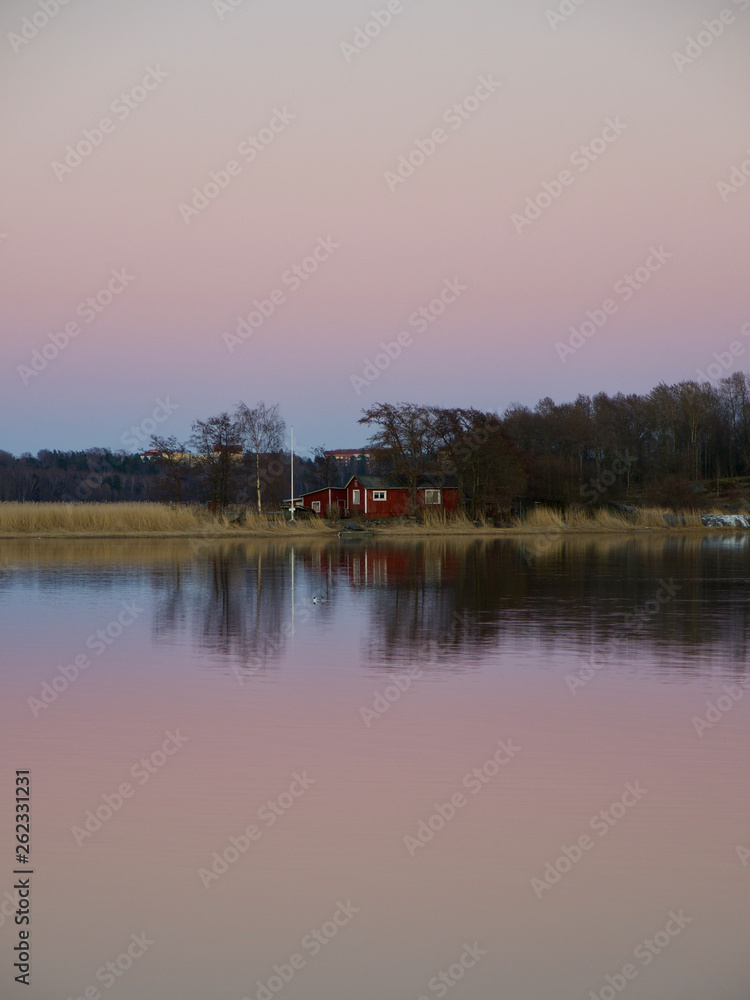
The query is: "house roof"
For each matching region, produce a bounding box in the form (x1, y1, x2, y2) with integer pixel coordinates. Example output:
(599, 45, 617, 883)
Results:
(346, 474, 458, 490)
(299, 475, 459, 498)
(298, 484, 347, 498)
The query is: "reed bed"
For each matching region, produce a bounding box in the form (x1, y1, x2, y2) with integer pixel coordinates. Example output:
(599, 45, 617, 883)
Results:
(239, 511, 332, 534)
(374, 507, 490, 534)
(0, 502, 744, 537)
(510, 505, 715, 533)
(0, 503, 330, 536)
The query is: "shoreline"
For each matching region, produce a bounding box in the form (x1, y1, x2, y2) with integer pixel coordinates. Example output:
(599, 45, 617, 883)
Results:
(0, 525, 747, 540)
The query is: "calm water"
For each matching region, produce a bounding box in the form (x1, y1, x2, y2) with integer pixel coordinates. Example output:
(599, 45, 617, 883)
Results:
(1, 535, 749, 999)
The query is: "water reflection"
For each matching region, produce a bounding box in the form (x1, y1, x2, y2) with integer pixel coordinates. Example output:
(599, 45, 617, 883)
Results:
(1, 534, 749, 677)
(2, 534, 749, 999)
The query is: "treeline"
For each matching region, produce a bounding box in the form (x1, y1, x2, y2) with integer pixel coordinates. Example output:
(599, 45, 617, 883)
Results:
(3, 374, 750, 509)
(0, 445, 343, 506)
(0, 401, 361, 506)
(503, 373, 750, 506)
(357, 375, 750, 512)
(0, 449, 154, 503)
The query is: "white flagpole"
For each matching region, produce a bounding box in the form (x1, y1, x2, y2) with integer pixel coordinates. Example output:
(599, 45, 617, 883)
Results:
(290, 426, 295, 521)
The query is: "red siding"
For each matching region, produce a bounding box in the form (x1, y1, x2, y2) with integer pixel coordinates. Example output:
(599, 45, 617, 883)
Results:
(418, 487, 460, 513)
(299, 487, 346, 517)
(301, 480, 460, 518)
(354, 484, 460, 518)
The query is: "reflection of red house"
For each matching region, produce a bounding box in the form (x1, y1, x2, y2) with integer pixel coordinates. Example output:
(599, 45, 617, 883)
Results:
(299, 544, 461, 588)
(299, 476, 459, 518)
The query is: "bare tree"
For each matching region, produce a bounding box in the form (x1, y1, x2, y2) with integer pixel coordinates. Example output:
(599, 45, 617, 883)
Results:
(359, 402, 437, 512)
(431, 407, 527, 515)
(189, 412, 243, 510)
(312, 446, 337, 488)
(236, 401, 286, 512)
(149, 435, 192, 503)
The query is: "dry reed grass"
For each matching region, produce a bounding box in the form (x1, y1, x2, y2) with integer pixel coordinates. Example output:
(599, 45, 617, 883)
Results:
(0, 503, 330, 536)
(0, 501, 743, 537)
(509, 505, 714, 533)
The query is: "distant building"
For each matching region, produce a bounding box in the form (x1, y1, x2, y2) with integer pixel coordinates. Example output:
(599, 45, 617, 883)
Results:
(212, 444, 243, 456)
(140, 449, 193, 462)
(325, 449, 373, 462)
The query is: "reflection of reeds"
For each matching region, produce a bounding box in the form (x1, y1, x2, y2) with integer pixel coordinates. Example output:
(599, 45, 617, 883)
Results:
(0, 535, 339, 572)
(516, 528, 738, 565)
(1, 531, 745, 578)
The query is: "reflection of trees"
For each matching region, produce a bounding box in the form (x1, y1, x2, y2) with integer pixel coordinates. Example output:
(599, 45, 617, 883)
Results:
(2, 535, 750, 678)
(151, 542, 293, 671)
(359, 535, 750, 674)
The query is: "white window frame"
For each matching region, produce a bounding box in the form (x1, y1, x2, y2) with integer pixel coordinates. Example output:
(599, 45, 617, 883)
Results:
(372, 491, 387, 501)
(424, 489, 442, 505)
(352, 489, 360, 504)
(312, 501, 321, 513)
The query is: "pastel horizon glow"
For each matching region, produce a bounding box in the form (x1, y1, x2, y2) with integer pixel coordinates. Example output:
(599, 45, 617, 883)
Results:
(2, 0, 749, 455)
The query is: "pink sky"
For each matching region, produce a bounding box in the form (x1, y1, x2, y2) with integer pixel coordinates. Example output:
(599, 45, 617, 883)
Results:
(1, 0, 749, 454)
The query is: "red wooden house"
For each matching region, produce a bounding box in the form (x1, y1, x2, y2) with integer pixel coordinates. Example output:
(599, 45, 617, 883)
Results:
(299, 475, 460, 519)
(296, 485, 348, 518)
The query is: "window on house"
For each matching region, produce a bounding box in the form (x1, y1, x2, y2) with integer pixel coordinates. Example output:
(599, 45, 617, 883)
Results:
(352, 490, 360, 504)
(372, 491, 387, 501)
(425, 489, 442, 505)
(312, 501, 321, 513)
